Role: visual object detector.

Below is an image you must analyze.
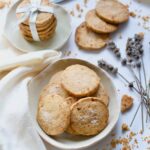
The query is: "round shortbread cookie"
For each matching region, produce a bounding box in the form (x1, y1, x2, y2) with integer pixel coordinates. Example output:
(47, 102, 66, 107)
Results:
(20, 21, 56, 38)
(75, 22, 109, 50)
(39, 71, 77, 107)
(16, 0, 55, 27)
(70, 97, 109, 136)
(40, 83, 69, 99)
(85, 10, 117, 33)
(96, 0, 129, 24)
(37, 94, 70, 135)
(49, 71, 64, 85)
(19, 17, 56, 34)
(93, 83, 109, 106)
(61, 64, 100, 97)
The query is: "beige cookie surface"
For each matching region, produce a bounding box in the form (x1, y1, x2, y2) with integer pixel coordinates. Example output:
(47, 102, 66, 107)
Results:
(93, 83, 109, 106)
(85, 10, 117, 33)
(49, 71, 64, 85)
(16, 0, 55, 27)
(37, 94, 70, 135)
(65, 97, 79, 135)
(70, 97, 109, 136)
(61, 64, 100, 97)
(39, 84, 69, 102)
(66, 125, 79, 135)
(75, 22, 109, 50)
(96, 0, 129, 24)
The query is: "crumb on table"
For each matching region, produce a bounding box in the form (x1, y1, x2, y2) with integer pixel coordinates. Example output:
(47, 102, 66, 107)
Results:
(0, 1, 5, 9)
(122, 123, 129, 132)
(130, 11, 136, 17)
(121, 95, 133, 113)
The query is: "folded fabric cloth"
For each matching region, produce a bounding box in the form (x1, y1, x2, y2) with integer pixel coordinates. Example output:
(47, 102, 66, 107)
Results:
(0, 50, 61, 150)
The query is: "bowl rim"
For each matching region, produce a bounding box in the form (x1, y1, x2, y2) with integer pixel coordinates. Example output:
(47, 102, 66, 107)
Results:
(28, 58, 120, 150)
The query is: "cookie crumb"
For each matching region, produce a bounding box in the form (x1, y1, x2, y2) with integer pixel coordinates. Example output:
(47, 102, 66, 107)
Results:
(122, 146, 131, 150)
(70, 10, 75, 16)
(137, 32, 144, 38)
(111, 133, 116, 136)
(0, 1, 5, 9)
(142, 16, 150, 22)
(130, 11, 136, 17)
(122, 123, 129, 132)
(121, 95, 133, 113)
(76, 3, 80, 11)
(139, 129, 143, 134)
(84, 0, 88, 6)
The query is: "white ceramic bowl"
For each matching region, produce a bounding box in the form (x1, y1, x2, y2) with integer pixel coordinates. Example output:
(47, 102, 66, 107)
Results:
(28, 58, 120, 150)
(4, 1, 71, 52)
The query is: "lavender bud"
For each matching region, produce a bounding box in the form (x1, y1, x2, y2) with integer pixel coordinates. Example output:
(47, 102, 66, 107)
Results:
(143, 91, 147, 96)
(107, 65, 114, 71)
(139, 49, 144, 55)
(116, 52, 121, 58)
(128, 58, 133, 63)
(112, 68, 118, 75)
(121, 58, 127, 66)
(127, 51, 132, 56)
(98, 60, 106, 68)
(113, 48, 119, 53)
(129, 82, 134, 88)
(107, 41, 116, 49)
(135, 55, 140, 60)
(136, 62, 141, 68)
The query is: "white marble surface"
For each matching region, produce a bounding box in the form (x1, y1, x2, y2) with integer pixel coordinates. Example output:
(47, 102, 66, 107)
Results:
(0, 0, 150, 149)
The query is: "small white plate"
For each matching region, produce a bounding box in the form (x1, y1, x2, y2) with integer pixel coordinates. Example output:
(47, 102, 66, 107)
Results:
(28, 58, 120, 150)
(3, 1, 71, 52)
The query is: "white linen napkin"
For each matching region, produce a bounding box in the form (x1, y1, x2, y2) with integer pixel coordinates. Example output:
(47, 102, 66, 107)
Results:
(0, 50, 61, 150)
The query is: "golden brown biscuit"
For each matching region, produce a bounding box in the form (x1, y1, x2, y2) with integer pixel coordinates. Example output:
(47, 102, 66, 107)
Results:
(61, 64, 100, 97)
(70, 97, 109, 136)
(85, 10, 117, 33)
(66, 126, 79, 135)
(96, 0, 129, 24)
(75, 22, 109, 50)
(16, 0, 55, 27)
(121, 95, 133, 113)
(49, 71, 64, 85)
(39, 71, 77, 107)
(93, 83, 109, 106)
(65, 97, 79, 135)
(37, 94, 70, 135)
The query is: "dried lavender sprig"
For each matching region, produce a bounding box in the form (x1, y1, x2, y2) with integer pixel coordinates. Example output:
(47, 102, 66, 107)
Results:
(98, 60, 150, 117)
(107, 41, 121, 59)
(98, 60, 141, 94)
(107, 40, 147, 97)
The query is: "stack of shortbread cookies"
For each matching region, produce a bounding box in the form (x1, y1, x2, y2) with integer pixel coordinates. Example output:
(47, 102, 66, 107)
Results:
(16, 0, 57, 42)
(37, 64, 109, 136)
(75, 0, 129, 50)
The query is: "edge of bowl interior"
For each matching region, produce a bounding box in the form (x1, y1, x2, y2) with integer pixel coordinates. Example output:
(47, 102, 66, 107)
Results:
(28, 58, 120, 150)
